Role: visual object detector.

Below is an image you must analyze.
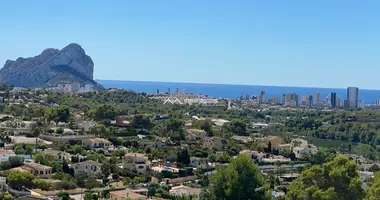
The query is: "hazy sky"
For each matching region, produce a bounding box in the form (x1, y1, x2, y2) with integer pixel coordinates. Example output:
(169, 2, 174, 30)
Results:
(1, 1, 379, 88)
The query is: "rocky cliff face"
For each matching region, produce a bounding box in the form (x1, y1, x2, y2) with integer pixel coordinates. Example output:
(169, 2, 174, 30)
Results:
(0, 43, 96, 88)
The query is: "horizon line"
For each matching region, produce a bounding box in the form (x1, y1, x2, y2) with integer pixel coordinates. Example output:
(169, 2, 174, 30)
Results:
(95, 79, 379, 91)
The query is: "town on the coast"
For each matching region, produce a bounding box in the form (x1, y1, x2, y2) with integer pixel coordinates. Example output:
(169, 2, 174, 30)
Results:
(153, 86, 367, 109)
(0, 82, 378, 200)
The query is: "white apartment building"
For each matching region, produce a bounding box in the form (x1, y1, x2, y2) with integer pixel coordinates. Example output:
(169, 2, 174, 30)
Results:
(70, 83, 81, 93)
(52, 83, 95, 94)
(183, 98, 218, 105)
(85, 84, 94, 92)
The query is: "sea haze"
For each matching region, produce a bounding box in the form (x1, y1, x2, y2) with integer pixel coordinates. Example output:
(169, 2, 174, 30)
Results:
(97, 80, 380, 104)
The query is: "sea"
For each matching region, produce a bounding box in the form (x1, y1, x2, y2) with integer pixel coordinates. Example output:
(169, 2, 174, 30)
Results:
(97, 80, 380, 105)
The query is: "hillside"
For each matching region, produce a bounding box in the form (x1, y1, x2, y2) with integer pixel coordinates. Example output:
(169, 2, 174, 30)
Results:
(0, 43, 100, 88)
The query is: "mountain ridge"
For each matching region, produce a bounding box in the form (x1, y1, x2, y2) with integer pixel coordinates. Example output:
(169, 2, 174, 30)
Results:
(0, 43, 99, 88)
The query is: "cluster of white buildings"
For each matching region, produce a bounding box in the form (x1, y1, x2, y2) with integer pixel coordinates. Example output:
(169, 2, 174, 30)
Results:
(290, 138, 318, 159)
(151, 94, 221, 106)
(50, 83, 94, 93)
(183, 98, 219, 105)
(239, 137, 318, 164)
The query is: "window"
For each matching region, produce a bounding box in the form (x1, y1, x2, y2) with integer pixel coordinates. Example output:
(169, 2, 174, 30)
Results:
(40, 171, 43, 174)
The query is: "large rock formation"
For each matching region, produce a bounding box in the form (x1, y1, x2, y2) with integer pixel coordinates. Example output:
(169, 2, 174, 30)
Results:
(0, 43, 98, 88)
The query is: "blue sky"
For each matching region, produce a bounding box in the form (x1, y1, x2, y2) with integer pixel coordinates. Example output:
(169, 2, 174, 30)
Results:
(1, 0, 380, 89)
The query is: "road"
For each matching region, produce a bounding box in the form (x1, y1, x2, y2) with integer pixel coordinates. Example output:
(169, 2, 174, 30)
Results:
(259, 163, 309, 170)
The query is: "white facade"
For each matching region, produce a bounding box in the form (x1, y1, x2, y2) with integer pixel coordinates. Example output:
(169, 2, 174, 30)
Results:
(0, 149, 16, 162)
(84, 84, 94, 92)
(124, 153, 150, 174)
(43, 150, 74, 161)
(70, 83, 80, 93)
(202, 137, 226, 151)
(169, 185, 201, 198)
(82, 138, 113, 149)
(259, 91, 266, 103)
(231, 136, 253, 144)
(72, 161, 101, 175)
(293, 145, 317, 159)
(358, 100, 365, 109)
(252, 123, 269, 128)
(284, 93, 299, 107)
(186, 129, 207, 141)
(336, 96, 341, 108)
(24, 162, 53, 178)
(190, 157, 207, 168)
(64, 86, 70, 93)
(347, 87, 359, 109)
(151, 142, 167, 150)
(0, 177, 6, 192)
(1, 120, 36, 129)
(52, 83, 95, 94)
(183, 98, 218, 105)
(291, 138, 308, 147)
(240, 150, 265, 163)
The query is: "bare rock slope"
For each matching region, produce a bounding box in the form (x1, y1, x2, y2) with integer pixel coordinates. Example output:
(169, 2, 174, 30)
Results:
(0, 43, 98, 88)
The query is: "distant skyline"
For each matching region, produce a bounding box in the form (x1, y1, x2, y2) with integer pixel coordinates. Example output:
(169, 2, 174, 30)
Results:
(97, 80, 380, 104)
(1, 1, 380, 89)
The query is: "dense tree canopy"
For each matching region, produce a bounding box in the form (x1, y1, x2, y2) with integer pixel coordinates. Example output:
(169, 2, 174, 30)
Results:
(224, 119, 248, 136)
(209, 154, 269, 200)
(89, 124, 110, 138)
(8, 171, 35, 190)
(166, 118, 184, 132)
(192, 119, 214, 136)
(130, 114, 152, 130)
(57, 191, 71, 200)
(55, 105, 71, 123)
(1, 194, 13, 200)
(44, 105, 70, 124)
(87, 104, 116, 121)
(14, 144, 34, 155)
(286, 156, 365, 200)
(177, 149, 190, 166)
(365, 172, 380, 200)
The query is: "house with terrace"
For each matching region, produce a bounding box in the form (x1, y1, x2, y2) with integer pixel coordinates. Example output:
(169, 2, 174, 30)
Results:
(124, 153, 151, 174)
(71, 160, 101, 175)
(22, 162, 52, 179)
